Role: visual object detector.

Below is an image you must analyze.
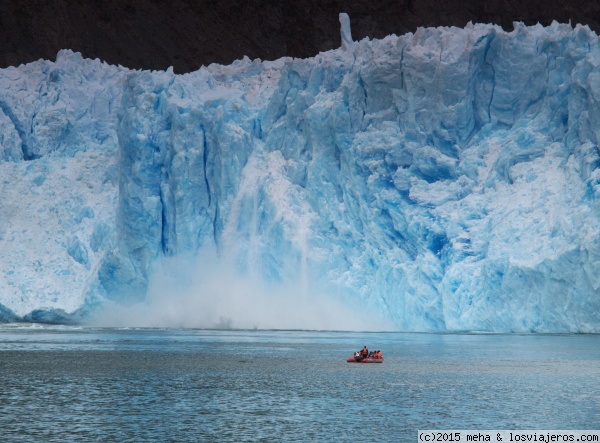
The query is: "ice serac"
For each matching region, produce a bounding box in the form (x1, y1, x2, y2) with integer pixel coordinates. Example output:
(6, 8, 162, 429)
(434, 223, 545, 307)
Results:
(1, 22, 600, 331)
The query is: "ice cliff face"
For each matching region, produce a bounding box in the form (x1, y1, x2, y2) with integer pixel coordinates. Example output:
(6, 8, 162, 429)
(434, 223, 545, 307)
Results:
(2, 21, 600, 331)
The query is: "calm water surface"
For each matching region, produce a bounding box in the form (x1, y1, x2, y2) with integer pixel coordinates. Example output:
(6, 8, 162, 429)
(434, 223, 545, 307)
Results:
(0, 325, 599, 442)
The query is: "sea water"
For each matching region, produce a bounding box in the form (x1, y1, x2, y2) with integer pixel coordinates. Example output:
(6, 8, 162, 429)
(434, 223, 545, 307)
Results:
(0, 325, 599, 442)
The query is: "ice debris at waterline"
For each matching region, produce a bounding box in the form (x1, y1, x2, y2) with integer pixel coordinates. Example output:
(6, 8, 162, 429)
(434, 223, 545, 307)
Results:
(2, 17, 600, 332)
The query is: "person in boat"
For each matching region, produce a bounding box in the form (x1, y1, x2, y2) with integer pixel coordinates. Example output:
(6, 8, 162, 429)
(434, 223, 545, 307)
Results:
(361, 346, 369, 359)
(377, 350, 383, 359)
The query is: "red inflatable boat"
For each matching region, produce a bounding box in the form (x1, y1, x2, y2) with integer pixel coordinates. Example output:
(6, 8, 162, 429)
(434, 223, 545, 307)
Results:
(347, 356, 383, 363)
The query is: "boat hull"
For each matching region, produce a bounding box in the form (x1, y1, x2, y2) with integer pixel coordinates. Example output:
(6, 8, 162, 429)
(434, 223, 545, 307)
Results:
(347, 357, 383, 363)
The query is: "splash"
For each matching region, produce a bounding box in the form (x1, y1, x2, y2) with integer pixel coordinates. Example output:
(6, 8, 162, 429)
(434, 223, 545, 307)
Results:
(92, 250, 393, 331)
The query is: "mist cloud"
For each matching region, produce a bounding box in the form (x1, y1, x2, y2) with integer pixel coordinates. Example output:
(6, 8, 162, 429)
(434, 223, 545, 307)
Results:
(91, 250, 393, 331)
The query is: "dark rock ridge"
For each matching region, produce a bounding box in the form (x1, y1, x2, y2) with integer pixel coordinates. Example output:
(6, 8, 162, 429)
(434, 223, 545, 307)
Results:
(1, 0, 600, 73)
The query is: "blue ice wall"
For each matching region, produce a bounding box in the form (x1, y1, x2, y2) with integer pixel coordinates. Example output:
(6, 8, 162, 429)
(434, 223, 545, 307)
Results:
(2, 22, 600, 331)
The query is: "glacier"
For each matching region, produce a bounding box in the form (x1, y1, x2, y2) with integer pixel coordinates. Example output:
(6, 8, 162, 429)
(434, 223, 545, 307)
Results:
(1, 18, 600, 331)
